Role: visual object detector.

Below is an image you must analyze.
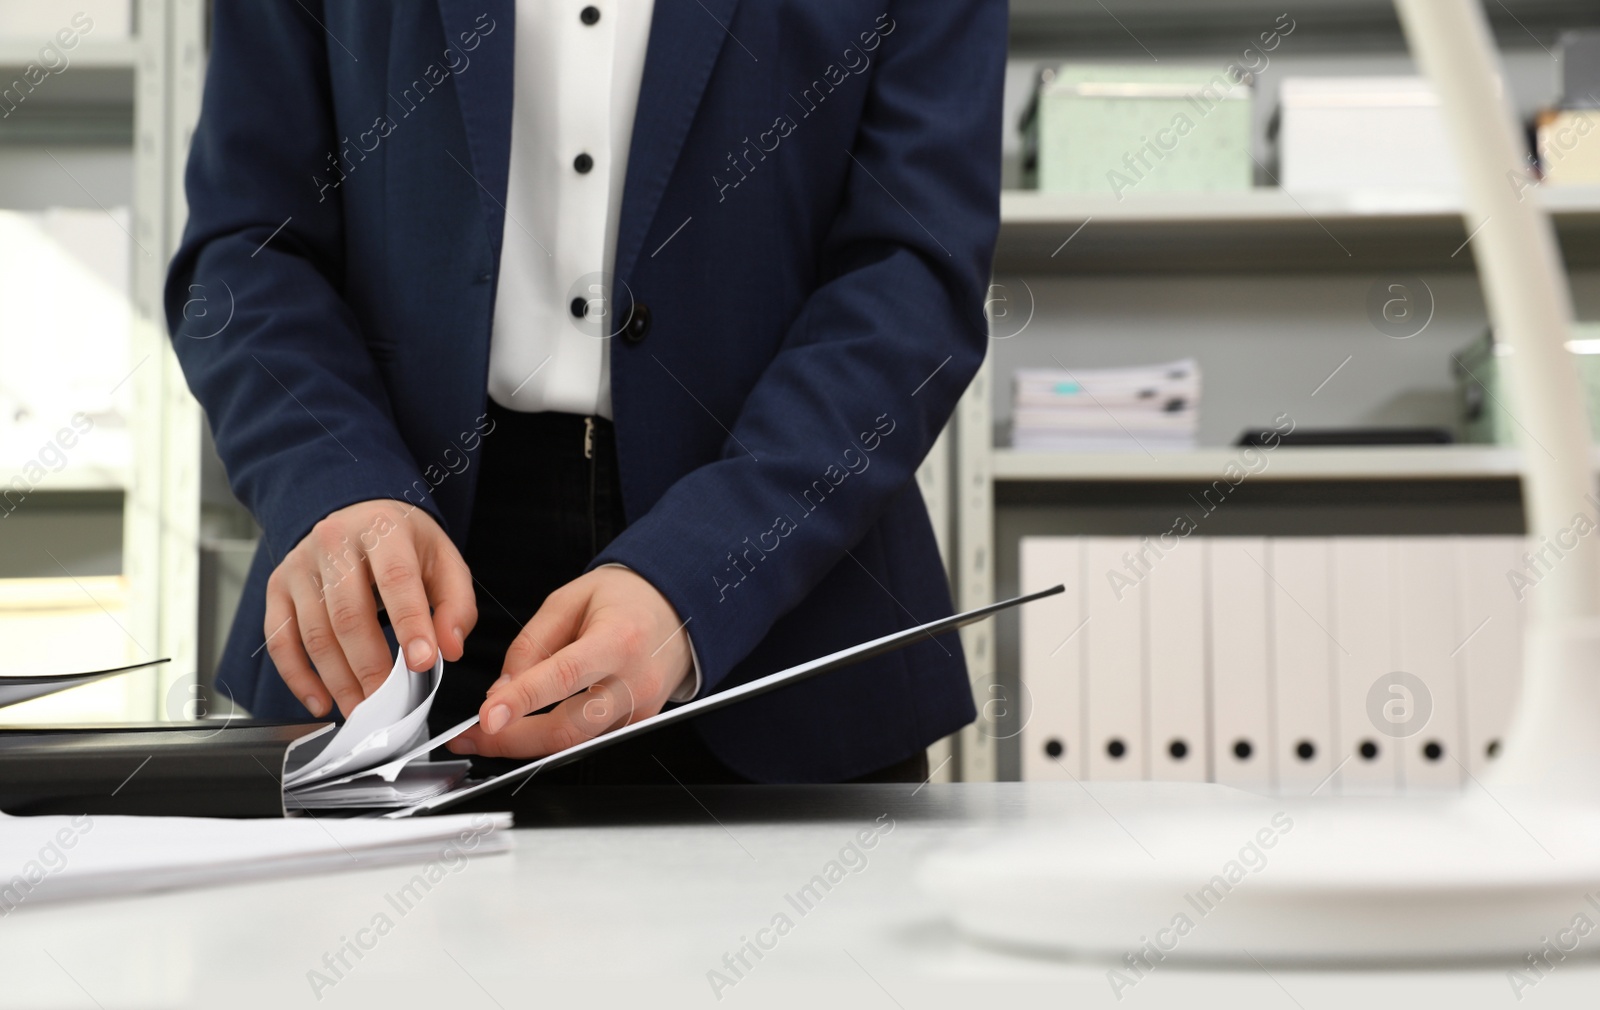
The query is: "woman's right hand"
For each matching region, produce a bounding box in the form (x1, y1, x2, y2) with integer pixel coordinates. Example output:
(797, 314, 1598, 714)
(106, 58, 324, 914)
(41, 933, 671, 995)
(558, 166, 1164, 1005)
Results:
(263, 500, 478, 717)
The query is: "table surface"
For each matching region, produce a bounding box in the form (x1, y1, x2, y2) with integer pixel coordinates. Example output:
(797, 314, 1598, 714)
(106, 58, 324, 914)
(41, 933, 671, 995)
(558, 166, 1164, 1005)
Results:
(2, 783, 1595, 1009)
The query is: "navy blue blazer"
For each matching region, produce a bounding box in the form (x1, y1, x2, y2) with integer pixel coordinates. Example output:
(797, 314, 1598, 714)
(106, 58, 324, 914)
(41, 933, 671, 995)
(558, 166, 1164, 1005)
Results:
(164, 0, 1005, 782)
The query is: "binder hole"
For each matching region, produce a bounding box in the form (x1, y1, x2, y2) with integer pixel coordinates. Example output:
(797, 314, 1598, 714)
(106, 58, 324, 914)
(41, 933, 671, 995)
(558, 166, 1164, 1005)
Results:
(1107, 738, 1127, 759)
(1359, 740, 1379, 760)
(1168, 739, 1188, 760)
(1044, 738, 1064, 759)
(1487, 739, 1501, 759)
(1423, 741, 1444, 761)
(1232, 739, 1253, 761)
(1295, 740, 1316, 761)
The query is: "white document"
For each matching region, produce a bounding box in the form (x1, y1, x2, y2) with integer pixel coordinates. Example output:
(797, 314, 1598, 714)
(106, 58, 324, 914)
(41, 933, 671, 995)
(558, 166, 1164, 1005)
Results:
(284, 650, 447, 788)
(288, 762, 474, 811)
(1393, 537, 1464, 790)
(1330, 538, 1400, 794)
(1455, 535, 1526, 778)
(280, 650, 475, 810)
(1268, 539, 1337, 795)
(0, 809, 510, 911)
(1084, 538, 1145, 780)
(1020, 537, 1087, 782)
(1145, 534, 1207, 782)
(1208, 538, 1272, 791)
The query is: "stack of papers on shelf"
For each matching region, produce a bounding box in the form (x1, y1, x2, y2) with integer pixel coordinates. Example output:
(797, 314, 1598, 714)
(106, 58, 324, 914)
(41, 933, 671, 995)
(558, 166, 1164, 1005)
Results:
(0, 809, 510, 911)
(281, 651, 474, 811)
(1011, 359, 1200, 453)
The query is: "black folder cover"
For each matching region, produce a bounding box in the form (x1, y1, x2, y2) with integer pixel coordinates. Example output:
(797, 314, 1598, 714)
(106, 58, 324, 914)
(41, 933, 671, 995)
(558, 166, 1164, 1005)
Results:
(0, 722, 329, 818)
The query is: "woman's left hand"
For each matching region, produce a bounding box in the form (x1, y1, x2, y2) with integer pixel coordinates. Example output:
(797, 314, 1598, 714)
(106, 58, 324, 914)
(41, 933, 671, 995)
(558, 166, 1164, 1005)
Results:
(445, 566, 692, 758)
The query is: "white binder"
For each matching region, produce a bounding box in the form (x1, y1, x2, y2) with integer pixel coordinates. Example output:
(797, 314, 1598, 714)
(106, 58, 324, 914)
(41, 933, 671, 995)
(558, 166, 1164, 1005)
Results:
(1454, 535, 1526, 779)
(1019, 537, 1087, 782)
(1084, 538, 1146, 780)
(1145, 533, 1208, 782)
(1267, 538, 1337, 795)
(1207, 537, 1272, 791)
(1391, 537, 1465, 789)
(1330, 538, 1400, 794)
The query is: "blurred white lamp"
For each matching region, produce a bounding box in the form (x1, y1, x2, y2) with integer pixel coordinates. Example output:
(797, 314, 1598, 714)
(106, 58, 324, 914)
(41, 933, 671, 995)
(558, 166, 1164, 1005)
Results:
(924, 0, 1600, 960)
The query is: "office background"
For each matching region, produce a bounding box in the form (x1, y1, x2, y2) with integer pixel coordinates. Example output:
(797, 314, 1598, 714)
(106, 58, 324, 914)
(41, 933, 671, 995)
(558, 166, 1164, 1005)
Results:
(3, 0, 1600, 785)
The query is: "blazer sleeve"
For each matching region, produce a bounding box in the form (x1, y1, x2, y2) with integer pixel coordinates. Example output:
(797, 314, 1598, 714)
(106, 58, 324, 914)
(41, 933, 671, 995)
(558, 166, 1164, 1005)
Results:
(163, 2, 439, 561)
(591, 0, 1006, 692)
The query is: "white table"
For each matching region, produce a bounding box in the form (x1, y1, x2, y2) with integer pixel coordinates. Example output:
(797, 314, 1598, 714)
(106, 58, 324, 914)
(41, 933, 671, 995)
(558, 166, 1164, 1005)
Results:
(2, 783, 1593, 1008)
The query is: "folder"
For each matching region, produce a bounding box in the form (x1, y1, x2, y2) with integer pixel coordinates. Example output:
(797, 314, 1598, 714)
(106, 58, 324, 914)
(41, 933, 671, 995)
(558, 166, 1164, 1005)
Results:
(0, 589, 1062, 818)
(1454, 535, 1526, 778)
(1019, 537, 1087, 782)
(1330, 538, 1399, 794)
(1145, 533, 1207, 782)
(1392, 537, 1465, 790)
(1267, 538, 1337, 795)
(397, 586, 1064, 817)
(0, 722, 326, 817)
(0, 659, 169, 709)
(1083, 538, 1145, 781)
(1208, 537, 1272, 791)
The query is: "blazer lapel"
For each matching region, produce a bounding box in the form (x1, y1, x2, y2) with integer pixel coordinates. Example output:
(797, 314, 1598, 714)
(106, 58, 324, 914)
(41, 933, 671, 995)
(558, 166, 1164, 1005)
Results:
(615, 0, 740, 284)
(438, 0, 516, 258)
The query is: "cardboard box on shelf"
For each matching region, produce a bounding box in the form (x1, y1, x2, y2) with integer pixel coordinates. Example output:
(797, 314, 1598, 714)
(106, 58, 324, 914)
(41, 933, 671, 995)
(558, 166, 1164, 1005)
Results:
(1276, 77, 1460, 198)
(1020, 64, 1254, 198)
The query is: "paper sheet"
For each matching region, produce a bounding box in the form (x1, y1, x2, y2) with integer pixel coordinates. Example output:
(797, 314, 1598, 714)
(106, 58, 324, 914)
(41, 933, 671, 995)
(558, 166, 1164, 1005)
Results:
(278, 649, 477, 810)
(0, 809, 510, 911)
(283, 650, 445, 788)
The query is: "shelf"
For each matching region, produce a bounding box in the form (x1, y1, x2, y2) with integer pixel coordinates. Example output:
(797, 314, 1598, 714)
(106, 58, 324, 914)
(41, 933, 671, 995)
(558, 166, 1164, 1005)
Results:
(0, 38, 137, 125)
(992, 445, 1551, 483)
(0, 38, 136, 69)
(995, 188, 1600, 274)
(1008, 0, 1599, 54)
(0, 429, 131, 493)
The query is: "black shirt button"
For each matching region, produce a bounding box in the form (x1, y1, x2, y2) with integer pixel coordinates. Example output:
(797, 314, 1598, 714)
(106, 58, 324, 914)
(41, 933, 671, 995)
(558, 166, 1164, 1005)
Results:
(622, 301, 651, 344)
(574, 152, 594, 174)
(580, 6, 600, 25)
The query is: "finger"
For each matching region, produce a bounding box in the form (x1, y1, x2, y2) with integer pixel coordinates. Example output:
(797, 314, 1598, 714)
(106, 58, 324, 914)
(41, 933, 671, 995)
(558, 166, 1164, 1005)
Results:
(421, 541, 478, 663)
(480, 633, 626, 736)
(367, 532, 436, 670)
(290, 579, 365, 718)
(316, 544, 394, 697)
(264, 577, 330, 718)
(499, 585, 586, 680)
(450, 676, 637, 758)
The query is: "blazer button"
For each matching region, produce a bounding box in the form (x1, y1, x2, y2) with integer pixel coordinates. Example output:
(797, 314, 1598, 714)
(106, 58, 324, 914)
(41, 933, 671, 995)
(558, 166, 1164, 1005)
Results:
(623, 302, 652, 344)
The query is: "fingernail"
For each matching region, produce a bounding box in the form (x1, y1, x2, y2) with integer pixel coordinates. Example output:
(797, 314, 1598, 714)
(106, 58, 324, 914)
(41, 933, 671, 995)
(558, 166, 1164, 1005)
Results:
(406, 638, 431, 668)
(484, 704, 512, 735)
(453, 627, 465, 648)
(491, 674, 509, 692)
(450, 737, 478, 755)
(304, 696, 327, 718)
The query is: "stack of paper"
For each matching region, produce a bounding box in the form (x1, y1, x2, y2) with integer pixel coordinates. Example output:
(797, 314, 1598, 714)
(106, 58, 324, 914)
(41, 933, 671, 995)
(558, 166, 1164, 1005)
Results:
(282, 650, 476, 811)
(0, 809, 510, 912)
(1011, 359, 1200, 453)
